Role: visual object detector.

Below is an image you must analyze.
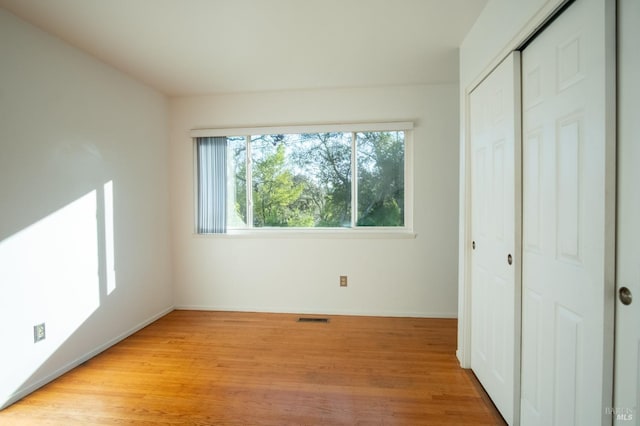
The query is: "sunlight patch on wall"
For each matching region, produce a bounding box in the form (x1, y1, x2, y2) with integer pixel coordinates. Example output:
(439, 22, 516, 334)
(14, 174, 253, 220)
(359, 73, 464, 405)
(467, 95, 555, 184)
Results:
(0, 189, 102, 408)
(104, 181, 116, 295)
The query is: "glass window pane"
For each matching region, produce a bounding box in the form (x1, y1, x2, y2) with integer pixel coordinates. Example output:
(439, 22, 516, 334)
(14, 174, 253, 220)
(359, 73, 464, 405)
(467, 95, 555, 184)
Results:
(251, 133, 351, 227)
(356, 131, 405, 226)
(226, 136, 247, 227)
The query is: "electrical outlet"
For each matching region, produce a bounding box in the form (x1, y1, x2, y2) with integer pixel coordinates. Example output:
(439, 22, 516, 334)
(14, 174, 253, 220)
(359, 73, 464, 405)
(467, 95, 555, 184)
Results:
(340, 275, 348, 287)
(34, 323, 46, 343)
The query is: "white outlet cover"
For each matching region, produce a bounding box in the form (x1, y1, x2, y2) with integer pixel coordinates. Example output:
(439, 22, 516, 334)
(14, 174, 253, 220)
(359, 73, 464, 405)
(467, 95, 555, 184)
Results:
(33, 323, 46, 343)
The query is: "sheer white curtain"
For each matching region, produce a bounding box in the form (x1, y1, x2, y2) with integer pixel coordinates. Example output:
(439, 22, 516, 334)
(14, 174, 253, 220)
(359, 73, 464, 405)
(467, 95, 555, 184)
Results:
(196, 137, 227, 233)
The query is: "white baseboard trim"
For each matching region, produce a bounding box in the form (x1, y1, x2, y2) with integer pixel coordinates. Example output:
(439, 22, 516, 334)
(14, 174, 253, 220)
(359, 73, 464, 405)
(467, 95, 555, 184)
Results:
(1, 305, 174, 411)
(174, 304, 458, 319)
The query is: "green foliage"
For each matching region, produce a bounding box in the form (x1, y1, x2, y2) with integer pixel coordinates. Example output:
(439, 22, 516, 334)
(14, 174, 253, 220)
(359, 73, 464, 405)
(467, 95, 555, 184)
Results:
(252, 144, 314, 227)
(293, 133, 351, 227)
(230, 139, 247, 226)
(357, 132, 405, 226)
(357, 198, 403, 226)
(230, 131, 404, 228)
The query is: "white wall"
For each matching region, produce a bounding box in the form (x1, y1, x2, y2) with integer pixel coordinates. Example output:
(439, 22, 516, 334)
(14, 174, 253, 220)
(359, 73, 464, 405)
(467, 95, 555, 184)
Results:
(169, 85, 459, 317)
(456, 0, 565, 365)
(0, 10, 173, 408)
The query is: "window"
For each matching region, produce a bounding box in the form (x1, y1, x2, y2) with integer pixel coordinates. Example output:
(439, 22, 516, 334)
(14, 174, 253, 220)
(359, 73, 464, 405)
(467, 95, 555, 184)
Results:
(194, 123, 411, 233)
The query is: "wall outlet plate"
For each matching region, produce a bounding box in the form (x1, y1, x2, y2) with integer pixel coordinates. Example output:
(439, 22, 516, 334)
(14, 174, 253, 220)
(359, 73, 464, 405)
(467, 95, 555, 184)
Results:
(340, 275, 348, 287)
(34, 323, 46, 343)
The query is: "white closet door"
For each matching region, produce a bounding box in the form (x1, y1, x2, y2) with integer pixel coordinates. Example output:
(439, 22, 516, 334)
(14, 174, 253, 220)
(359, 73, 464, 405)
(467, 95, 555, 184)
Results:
(520, 0, 615, 424)
(614, 0, 640, 424)
(470, 52, 521, 425)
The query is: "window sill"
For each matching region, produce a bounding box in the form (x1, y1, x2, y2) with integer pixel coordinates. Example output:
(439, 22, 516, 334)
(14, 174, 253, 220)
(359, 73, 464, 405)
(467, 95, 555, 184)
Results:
(194, 228, 417, 239)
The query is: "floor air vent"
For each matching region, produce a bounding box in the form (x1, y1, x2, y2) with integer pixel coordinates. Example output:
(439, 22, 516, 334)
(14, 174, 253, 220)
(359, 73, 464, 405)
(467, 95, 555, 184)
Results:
(297, 317, 329, 323)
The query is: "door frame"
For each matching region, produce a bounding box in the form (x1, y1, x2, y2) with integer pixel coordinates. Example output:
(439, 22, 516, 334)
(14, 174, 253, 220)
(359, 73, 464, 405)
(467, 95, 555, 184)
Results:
(459, 4, 617, 421)
(613, 0, 640, 422)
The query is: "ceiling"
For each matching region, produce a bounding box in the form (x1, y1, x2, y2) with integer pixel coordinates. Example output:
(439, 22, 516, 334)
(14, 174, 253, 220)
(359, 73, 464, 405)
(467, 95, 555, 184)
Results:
(0, 0, 487, 96)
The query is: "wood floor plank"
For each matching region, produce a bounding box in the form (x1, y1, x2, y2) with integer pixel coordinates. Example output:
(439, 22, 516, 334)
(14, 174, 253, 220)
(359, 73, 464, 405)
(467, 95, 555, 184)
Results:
(1, 311, 506, 425)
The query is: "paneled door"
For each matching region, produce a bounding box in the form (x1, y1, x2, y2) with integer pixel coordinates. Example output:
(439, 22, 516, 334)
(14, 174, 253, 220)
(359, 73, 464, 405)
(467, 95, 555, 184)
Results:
(470, 52, 521, 425)
(520, 0, 615, 425)
(614, 0, 640, 424)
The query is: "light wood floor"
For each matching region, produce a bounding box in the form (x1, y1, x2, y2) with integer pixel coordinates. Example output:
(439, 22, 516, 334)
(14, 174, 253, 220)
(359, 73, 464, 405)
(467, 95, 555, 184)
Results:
(1, 311, 505, 425)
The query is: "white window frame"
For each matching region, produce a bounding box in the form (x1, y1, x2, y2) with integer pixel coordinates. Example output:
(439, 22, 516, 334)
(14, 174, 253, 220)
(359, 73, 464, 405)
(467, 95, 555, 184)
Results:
(192, 122, 415, 238)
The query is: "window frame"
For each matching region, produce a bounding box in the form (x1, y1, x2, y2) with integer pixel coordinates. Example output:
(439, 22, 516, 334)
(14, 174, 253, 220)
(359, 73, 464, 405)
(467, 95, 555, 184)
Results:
(192, 122, 414, 237)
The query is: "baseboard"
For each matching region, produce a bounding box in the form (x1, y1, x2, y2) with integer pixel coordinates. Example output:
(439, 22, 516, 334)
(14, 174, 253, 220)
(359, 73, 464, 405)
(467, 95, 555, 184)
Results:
(1, 305, 175, 411)
(174, 304, 458, 319)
